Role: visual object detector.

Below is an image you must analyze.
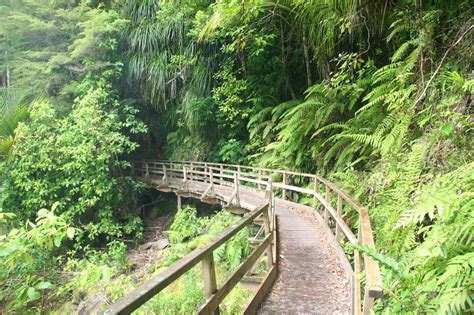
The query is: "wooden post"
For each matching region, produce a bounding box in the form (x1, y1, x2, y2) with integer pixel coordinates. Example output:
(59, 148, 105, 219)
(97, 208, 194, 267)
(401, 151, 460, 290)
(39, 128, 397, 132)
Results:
(363, 289, 374, 315)
(162, 165, 167, 185)
(282, 173, 288, 201)
(257, 170, 263, 190)
(270, 191, 276, 229)
(220, 165, 224, 185)
(202, 254, 220, 315)
(145, 162, 149, 180)
(264, 177, 274, 266)
(262, 204, 273, 267)
(183, 166, 187, 182)
(236, 166, 242, 188)
(354, 227, 362, 315)
(336, 194, 343, 239)
(324, 185, 331, 225)
(234, 172, 240, 206)
(204, 163, 208, 183)
(268, 178, 274, 227)
(313, 176, 319, 208)
(177, 195, 182, 210)
(190, 162, 194, 181)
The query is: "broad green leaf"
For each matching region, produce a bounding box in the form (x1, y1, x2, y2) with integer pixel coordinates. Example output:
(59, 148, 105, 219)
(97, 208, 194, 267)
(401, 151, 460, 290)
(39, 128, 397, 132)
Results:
(53, 236, 62, 247)
(27, 287, 41, 301)
(441, 122, 454, 138)
(37, 209, 49, 218)
(66, 227, 75, 239)
(36, 281, 53, 290)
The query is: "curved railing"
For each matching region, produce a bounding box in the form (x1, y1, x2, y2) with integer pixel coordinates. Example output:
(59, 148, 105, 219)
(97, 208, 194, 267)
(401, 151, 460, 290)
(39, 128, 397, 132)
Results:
(105, 160, 382, 314)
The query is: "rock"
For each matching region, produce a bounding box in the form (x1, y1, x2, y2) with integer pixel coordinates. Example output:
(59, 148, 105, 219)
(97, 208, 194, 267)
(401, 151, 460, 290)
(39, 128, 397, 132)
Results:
(77, 293, 106, 315)
(139, 241, 154, 250)
(138, 238, 170, 251)
(154, 238, 170, 250)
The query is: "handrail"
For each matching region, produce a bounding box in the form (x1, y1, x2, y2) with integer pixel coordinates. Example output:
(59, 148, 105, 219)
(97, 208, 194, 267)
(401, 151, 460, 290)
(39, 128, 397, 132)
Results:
(104, 166, 277, 314)
(133, 160, 383, 314)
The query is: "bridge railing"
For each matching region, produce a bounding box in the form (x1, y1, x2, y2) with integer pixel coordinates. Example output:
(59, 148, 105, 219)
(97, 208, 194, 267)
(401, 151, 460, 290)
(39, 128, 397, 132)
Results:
(105, 162, 277, 314)
(135, 160, 382, 315)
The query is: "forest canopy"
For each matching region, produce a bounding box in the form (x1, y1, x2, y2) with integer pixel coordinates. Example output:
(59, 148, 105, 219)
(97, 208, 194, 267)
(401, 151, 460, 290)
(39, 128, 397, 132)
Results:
(0, 0, 473, 313)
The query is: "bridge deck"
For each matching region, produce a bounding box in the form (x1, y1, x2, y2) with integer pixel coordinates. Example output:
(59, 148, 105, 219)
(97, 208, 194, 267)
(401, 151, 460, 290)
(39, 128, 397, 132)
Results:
(148, 176, 352, 314)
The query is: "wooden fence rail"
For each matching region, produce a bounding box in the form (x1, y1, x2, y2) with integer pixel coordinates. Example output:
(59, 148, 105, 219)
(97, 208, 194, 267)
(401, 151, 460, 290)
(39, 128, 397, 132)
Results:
(104, 202, 275, 315)
(105, 160, 382, 314)
(104, 163, 277, 315)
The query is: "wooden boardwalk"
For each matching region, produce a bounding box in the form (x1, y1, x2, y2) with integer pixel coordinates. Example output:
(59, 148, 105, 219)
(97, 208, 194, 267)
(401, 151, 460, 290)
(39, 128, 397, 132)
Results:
(149, 176, 352, 314)
(259, 201, 351, 314)
(105, 161, 381, 315)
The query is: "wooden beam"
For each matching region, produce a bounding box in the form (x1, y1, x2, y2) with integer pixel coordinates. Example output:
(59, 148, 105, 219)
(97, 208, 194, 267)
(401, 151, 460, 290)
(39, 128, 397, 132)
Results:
(273, 182, 314, 195)
(262, 204, 273, 267)
(313, 192, 357, 244)
(202, 254, 220, 315)
(243, 265, 277, 315)
(336, 194, 343, 239)
(198, 234, 272, 315)
(324, 185, 331, 225)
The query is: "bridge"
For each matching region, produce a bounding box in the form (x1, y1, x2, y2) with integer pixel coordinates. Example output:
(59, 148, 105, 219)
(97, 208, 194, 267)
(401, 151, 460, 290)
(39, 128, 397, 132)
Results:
(104, 160, 382, 314)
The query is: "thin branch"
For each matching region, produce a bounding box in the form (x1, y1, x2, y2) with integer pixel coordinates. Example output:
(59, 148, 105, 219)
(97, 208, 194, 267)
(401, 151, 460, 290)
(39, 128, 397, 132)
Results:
(412, 24, 473, 108)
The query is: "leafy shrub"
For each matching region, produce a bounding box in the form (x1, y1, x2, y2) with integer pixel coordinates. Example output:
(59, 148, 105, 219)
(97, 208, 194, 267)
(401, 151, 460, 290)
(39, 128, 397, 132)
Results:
(0, 204, 74, 311)
(58, 240, 132, 309)
(142, 207, 252, 314)
(169, 206, 203, 244)
(0, 87, 147, 243)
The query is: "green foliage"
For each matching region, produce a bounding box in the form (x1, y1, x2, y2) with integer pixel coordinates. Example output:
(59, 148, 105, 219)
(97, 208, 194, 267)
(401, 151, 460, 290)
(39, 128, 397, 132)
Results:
(58, 239, 132, 308)
(353, 162, 474, 314)
(167, 207, 251, 269)
(211, 138, 247, 164)
(145, 207, 252, 314)
(169, 206, 203, 244)
(0, 104, 29, 157)
(1, 87, 147, 242)
(0, 205, 74, 311)
(1, 0, 472, 313)
(0, 0, 127, 102)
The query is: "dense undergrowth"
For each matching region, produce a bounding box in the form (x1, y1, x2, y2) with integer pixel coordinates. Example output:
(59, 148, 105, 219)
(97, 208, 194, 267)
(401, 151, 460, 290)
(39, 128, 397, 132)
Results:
(1, 204, 252, 313)
(1, 0, 473, 313)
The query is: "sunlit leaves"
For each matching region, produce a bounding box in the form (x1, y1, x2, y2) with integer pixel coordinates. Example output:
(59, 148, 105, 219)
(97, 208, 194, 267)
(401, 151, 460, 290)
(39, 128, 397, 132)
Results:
(1, 87, 146, 241)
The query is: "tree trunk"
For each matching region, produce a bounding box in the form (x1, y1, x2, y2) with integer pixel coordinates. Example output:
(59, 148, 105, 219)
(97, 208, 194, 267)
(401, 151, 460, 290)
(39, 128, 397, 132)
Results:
(302, 26, 313, 87)
(280, 23, 297, 99)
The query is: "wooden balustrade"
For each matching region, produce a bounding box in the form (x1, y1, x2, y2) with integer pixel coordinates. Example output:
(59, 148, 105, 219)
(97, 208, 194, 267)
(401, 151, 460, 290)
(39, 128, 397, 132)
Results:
(104, 203, 274, 315)
(123, 160, 382, 315)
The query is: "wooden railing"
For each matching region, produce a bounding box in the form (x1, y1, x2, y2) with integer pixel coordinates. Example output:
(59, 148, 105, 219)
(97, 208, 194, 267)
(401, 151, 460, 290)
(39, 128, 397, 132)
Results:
(106, 160, 382, 314)
(104, 162, 277, 314)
